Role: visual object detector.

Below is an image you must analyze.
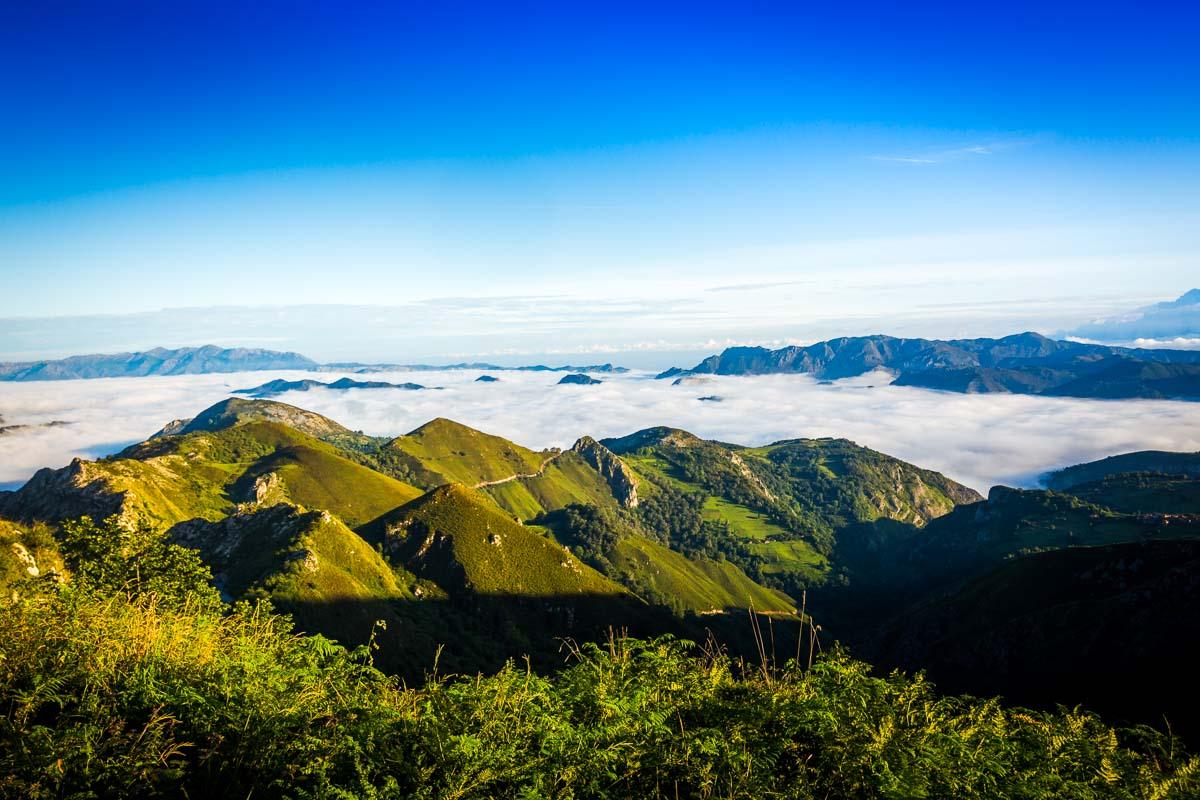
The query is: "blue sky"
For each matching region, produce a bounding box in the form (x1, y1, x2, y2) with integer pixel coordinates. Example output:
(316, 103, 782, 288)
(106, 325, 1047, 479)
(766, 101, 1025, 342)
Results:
(1, 1, 1198, 362)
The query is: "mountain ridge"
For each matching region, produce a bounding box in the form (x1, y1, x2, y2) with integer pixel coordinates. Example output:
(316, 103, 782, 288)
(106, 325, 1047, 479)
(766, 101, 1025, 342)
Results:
(0, 345, 317, 381)
(658, 331, 1200, 399)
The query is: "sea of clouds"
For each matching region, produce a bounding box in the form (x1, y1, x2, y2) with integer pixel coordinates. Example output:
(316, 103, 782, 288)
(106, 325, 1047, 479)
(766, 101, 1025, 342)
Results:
(2, 369, 1199, 494)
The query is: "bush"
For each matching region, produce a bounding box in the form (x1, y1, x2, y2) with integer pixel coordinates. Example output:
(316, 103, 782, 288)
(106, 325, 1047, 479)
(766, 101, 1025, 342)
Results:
(0, 587, 1196, 799)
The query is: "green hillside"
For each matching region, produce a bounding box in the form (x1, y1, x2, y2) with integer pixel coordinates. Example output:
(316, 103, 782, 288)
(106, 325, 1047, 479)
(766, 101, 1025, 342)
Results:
(537, 502, 795, 613)
(379, 483, 628, 598)
(169, 396, 360, 441)
(2, 418, 422, 533)
(384, 418, 551, 487)
(482, 449, 622, 518)
(603, 427, 980, 593)
(169, 503, 413, 602)
(611, 535, 793, 612)
(1045, 449, 1200, 489)
(868, 539, 1200, 736)
(236, 442, 422, 528)
(1062, 471, 1200, 514)
(879, 485, 1200, 591)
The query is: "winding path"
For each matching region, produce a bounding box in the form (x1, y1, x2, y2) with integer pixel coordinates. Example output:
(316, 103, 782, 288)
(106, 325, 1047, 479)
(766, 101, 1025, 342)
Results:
(472, 452, 564, 489)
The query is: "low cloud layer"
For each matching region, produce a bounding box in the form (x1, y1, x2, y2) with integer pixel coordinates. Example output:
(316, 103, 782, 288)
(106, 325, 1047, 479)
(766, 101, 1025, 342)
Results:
(3, 370, 1200, 494)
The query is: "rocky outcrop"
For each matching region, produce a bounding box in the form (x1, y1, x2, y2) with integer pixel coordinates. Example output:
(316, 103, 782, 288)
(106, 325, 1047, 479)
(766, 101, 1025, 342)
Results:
(241, 471, 286, 506)
(167, 503, 325, 592)
(571, 437, 639, 508)
(9, 542, 40, 578)
(0, 458, 130, 527)
(151, 419, 190, 438)
(159, 397, 354, 440)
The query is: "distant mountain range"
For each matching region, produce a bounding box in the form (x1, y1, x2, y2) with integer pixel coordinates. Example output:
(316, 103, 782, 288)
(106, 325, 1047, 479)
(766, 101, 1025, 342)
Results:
(0, 345, 631, 382)
(0, 345, 317, 381)
(659, 331, 1200, 400)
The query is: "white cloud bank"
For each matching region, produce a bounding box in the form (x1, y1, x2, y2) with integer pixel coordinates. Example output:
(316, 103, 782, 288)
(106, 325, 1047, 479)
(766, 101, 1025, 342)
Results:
(2, 370, 1200, 494)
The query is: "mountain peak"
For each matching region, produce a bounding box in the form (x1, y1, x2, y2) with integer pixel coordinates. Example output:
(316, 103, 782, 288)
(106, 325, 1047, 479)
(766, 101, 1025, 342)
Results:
(600, 426, 700, 454)
(171, 397, 351, 439)
(406, 417, 484, 438)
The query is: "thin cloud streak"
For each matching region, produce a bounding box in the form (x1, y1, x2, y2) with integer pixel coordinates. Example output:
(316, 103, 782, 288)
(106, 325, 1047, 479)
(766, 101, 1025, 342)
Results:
(870, 143, 999, 166)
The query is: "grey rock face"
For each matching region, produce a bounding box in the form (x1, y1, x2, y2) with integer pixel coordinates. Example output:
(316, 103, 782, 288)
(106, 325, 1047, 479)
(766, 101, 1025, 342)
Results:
(571, 436, 639, 508)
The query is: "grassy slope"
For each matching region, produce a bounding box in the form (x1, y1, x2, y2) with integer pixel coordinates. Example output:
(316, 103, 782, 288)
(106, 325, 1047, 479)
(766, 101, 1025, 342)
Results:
(385, 418, 549, 487)
(1063, 472, 1200, 514)
(1045, 449, 1200, 489)
(886, 486, 1200, 591)
(168, 504, 438, 674)
(170, 504, 414, 602)
(383, 484, 628, 598)
(868, 539, 1200, 735)
(241, 444, 423, 528)
(624, 451, 830, 583)
(13, 420, 421, 532)
(484, 451, 620, 519)
(743, 438, 980, 526)
(610, 535, 795, 613)
(613, 430, 980, 593)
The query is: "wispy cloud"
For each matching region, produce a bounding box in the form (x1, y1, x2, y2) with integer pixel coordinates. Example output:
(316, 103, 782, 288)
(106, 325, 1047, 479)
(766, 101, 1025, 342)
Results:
(870, 143, 998, 166)
(705, 280, 814, 293)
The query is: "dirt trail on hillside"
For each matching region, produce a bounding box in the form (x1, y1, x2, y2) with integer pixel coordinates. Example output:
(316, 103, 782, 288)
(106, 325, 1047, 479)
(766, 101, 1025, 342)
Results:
(472, 452, 563, 489)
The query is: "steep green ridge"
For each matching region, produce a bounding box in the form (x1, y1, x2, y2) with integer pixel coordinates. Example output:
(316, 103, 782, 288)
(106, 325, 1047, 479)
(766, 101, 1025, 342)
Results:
(868, 539, 1200, 735)
(166, 504, 444, 673)
(384, 418, 550, 487)
(235, 442, 423, 528)
(536, 503, 795, 613)
(603, 427, 980, 593)
(378, 484, 627, 598)
(482, 450, 621, 519)
(1045, 449, 1200, 489)
(169, 503, 413, 602)
(612, 536, 794, 612)
(1062, 472, 1200, 514)
(2, 418, 421, 532)
(879, 485, 1200, 591)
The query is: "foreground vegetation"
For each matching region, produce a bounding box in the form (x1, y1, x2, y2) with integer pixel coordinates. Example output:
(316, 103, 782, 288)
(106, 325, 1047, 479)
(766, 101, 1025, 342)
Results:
(0, 524, 1196, 799)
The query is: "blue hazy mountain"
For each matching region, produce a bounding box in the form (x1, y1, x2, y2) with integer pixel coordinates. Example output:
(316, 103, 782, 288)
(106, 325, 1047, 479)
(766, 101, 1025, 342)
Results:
(0, 345, 317, 381)
(1065, 289, 1200, 343)
(659, 331, 1200, 400)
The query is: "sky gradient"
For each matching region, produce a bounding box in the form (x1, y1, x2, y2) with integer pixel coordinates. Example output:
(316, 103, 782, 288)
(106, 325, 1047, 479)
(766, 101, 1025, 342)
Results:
(2, 1, 1198, 360)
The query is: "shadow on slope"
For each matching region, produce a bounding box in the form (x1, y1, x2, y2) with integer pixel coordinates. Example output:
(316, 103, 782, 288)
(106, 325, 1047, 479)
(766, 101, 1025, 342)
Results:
(864, 539, 1200, 742)
(278, 592, 808, 684)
